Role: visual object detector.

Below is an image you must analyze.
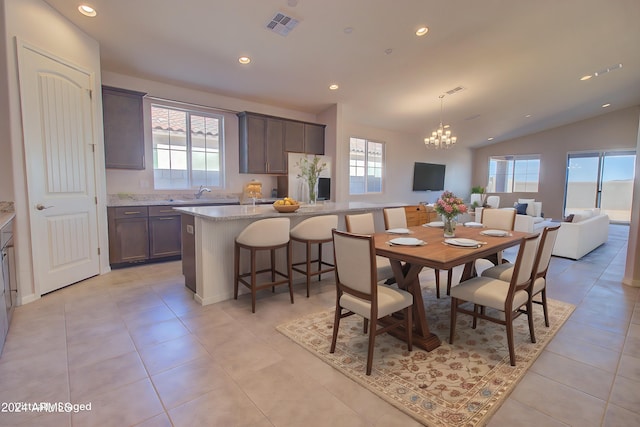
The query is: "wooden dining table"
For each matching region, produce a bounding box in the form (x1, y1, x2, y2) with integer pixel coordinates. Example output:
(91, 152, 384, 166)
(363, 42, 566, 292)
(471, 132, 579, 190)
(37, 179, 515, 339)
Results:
(373, 225, 532, 351)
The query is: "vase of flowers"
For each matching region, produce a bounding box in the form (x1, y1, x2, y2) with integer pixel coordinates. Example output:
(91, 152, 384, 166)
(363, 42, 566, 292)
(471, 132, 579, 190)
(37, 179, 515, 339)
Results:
(434, 190, 468, 237)
(295, 155, 326, 204)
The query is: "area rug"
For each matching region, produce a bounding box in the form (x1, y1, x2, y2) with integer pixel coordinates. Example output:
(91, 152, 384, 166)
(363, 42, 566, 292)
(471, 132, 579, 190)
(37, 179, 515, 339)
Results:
(277, 286, 574, 426)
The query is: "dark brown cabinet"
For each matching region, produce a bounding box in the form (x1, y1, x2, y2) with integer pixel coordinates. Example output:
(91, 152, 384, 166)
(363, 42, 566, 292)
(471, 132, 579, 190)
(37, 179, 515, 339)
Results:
(238, 112, 325, 174)
(108, 207, 149, 264)
(102, 86, 146, 170)
(149, 206, 182, 259)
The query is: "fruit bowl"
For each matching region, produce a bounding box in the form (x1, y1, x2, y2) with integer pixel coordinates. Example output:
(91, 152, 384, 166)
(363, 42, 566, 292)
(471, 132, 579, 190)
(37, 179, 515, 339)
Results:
(273, 202, 300, 213)
(273, 198, 300, 212)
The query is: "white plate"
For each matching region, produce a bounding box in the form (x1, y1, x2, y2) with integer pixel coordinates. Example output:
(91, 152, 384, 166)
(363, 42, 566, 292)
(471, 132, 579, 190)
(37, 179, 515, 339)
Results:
(464, 221, 484, 228)
(388, 237, 425, 246)
(424, 221, 444, 228)
(444, 238, 480, 247)
(386, 228, 410, 234)
(481, 229, 509, 237)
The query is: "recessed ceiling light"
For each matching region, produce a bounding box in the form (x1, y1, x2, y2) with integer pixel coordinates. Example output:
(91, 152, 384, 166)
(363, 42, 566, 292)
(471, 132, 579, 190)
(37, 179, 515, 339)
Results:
(580, 75, 593, 81)
(329, 84, 339, 91)
(525, 114, 532, 118)
(238, 56, 251, 64)
(487, 137, 494, 141)
(415, 27, 429, 36)
(602, 103, 611, 108)
(443, 124, 450, 129)
(78, 4, 97, 17)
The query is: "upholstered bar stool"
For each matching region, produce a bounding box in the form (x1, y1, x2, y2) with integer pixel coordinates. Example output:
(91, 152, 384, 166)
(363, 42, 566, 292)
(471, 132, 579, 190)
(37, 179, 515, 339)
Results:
(290, 215, 338, 297)
(234, 217, 294, 313)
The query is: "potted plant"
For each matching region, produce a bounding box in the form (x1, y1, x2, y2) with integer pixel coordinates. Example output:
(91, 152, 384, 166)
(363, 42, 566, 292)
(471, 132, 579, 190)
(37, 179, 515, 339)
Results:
(470, 186, 486, 209)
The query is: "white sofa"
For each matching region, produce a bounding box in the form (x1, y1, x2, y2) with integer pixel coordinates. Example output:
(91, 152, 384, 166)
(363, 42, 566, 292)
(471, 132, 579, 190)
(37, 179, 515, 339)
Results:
(551, 209, 610, 260)
(513, 200, 553, 233)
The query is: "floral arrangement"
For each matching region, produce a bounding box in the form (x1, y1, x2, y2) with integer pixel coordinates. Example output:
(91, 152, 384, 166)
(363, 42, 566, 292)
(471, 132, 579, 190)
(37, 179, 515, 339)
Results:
(434, 190, 468, 219)
(296, 155, 326, 202)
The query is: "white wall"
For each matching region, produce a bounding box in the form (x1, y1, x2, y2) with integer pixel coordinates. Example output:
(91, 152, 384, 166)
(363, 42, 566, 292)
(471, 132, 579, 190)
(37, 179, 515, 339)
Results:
(4, 0, 108, 303)
(338, 119, 472, 204)
(0, 0, 12, 201)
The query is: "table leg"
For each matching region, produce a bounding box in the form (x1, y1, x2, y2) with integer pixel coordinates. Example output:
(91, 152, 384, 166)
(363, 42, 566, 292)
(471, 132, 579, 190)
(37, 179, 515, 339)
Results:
(384, 260, 441, 351)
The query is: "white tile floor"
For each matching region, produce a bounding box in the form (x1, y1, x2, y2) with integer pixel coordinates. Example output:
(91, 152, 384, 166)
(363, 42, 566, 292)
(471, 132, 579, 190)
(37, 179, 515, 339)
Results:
(0, 224, 637, 426)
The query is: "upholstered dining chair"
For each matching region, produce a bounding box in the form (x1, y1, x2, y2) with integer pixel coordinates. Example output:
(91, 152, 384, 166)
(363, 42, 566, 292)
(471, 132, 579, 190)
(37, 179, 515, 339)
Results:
(383, 207, 408, 230)
(290, 215, 338, 297)
(449, 233, 539, 366)
(234, 217, 294, 313)
(330, 229, 413, 375)
(480, 208, 517, 264)
(344, 213, 394, 282)
(486, 195, 500, 208)
(481, 224, 560, 341)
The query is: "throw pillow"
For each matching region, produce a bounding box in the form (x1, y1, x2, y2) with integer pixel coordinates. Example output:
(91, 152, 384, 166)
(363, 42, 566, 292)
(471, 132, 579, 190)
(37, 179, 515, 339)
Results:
(515, 203, 528, 215)
(518, 198, 536, 217)
(563, 214, 575, 222)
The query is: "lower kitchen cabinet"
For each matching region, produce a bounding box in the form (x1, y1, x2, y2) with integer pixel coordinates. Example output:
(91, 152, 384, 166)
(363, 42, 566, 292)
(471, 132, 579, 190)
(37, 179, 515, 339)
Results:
(149, 206, 182, 259)
(108, 207, 149, 264)
(108, 205, 181, 267)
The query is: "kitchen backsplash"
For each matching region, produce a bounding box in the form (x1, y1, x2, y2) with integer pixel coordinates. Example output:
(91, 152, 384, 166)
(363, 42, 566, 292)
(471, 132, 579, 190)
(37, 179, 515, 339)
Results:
(0, 201, 14, 212)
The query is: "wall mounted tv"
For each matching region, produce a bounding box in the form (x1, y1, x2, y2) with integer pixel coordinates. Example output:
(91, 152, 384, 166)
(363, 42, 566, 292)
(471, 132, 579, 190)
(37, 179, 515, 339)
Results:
(412, 162, 446, 191)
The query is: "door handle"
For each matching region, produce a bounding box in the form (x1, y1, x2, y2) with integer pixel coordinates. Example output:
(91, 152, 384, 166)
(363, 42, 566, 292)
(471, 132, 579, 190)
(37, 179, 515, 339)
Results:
(36, 204, 54, 210)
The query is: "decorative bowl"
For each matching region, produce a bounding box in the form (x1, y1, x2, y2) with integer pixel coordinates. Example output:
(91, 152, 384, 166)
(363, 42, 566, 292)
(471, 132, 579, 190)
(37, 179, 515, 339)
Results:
(273, 203, 300, 213)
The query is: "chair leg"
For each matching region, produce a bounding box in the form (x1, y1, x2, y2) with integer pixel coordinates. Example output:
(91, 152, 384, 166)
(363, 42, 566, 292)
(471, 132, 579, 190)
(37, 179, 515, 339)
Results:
(527, 299, 536, 343)
(330, 305, 342, 353)
(405, 306, 413, 352)
(287, 242, 294, 304)
(505, 311, 516, 366)
(250, 248, 257, 314)
(366, 317, 377, 375)
(305, 241, 312, 297)
(318, 242, 324, 281)
(271, 249, 276, 292)
(472, 304, 479, 329)
(541, 289, 550, 327)
(363, 318, 368, 334)
(446, 269, 453, 296)
(434, 269, 441, 298)
(234, 243, 240, 299)
(449, 298, 458, 344)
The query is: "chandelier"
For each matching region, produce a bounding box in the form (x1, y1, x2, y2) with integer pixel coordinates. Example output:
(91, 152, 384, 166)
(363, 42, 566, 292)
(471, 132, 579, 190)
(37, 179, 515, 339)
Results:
(425, 95, 457, 149)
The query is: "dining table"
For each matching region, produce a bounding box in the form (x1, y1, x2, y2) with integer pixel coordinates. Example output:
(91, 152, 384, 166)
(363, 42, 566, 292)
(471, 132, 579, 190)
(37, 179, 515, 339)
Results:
(373, 224, 532, 351)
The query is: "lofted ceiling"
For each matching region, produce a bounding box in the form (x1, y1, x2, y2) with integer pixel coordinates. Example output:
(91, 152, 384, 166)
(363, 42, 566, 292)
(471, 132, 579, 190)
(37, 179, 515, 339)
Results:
(44, 0, 640, 148)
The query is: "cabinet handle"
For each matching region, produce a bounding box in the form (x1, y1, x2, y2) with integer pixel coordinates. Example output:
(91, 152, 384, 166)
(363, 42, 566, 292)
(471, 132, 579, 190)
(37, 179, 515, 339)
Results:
(159, 209, 174, 213)
(157, 217, 175, 220)
(124, 211, 142, 215)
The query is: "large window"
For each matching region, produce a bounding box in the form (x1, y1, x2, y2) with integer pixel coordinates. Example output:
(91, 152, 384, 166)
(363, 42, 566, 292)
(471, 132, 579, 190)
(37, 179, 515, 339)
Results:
(151, 104, 224, 190)
(487, 155, 540, 193)
(349, 137, 384, 194)
(565, 151, 635, 222)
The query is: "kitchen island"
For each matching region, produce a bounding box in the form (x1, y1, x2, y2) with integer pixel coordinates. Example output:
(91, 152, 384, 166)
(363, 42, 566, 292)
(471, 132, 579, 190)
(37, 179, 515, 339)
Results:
(174, 201, 404, 305)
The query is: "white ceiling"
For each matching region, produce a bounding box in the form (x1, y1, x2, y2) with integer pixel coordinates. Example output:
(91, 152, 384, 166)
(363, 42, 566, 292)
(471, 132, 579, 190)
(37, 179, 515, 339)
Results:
(44, 0, 640, 148)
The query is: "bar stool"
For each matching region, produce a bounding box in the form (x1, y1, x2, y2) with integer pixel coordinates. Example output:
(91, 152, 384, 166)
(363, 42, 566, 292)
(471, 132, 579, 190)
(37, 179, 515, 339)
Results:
(234, 218, 294, 313)
(290, 215, 338, 297)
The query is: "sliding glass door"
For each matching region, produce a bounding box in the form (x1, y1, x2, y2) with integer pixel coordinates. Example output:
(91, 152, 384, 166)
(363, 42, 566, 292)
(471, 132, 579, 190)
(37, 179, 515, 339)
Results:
(565, 151, 635, 223)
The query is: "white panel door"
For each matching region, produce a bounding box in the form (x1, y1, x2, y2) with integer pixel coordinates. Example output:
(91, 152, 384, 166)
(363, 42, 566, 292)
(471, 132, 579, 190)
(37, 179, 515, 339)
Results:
(17, 44, 100, 294)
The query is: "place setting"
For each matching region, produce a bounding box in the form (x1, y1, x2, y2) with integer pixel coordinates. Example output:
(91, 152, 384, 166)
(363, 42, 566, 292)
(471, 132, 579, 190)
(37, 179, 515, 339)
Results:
(480, 229, 512, 237)
(385, 227, 412, 235)
(386, 237, 426, 246)
(443, 237, 487, 248)
(423, 221, 444, 228)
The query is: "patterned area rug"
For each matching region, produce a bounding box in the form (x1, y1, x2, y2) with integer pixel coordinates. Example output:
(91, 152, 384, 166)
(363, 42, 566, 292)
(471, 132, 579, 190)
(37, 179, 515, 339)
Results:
(277, 286, 574, 426)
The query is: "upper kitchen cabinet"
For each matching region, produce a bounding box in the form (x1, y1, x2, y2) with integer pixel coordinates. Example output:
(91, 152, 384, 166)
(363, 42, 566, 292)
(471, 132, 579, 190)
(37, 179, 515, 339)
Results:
(102, 86, 147, 170)
(238, 112, 325, 174)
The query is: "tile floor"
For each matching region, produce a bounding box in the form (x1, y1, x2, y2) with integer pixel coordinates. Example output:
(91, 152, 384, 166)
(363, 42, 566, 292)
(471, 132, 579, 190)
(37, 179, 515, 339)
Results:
(0, 224, 638, 426)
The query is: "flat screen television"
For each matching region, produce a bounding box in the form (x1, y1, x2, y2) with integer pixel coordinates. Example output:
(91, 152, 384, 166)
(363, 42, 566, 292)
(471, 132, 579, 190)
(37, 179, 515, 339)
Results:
(412, 162, 446, 191)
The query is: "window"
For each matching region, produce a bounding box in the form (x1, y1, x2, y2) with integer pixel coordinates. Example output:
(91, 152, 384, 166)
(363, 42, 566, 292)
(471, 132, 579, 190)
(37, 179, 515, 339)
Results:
(487, 155, 540, 193)
(349, 137, 384, 194)
(151, 104, 224, 190)
(565, 151, 635, 222)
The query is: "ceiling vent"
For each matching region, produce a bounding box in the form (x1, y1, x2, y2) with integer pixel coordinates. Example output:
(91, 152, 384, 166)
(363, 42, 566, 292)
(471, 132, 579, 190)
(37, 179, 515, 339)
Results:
(445, 86, 465, 96)
(266, 12, 299, 36)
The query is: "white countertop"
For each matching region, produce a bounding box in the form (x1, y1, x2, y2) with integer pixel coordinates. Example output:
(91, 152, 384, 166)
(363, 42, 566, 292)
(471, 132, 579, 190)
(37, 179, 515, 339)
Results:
(107, 197, 240, 207)
(174, 201, 406, 221)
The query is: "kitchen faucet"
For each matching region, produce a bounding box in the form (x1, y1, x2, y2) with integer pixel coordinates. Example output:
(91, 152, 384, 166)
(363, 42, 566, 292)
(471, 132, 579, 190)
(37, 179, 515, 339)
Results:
(195, 185, 211, 199)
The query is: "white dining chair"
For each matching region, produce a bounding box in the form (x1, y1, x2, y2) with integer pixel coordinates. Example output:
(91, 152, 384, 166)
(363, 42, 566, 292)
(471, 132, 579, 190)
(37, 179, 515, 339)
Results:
(345, 213, 394, 282)
(330, 229, 413, 375)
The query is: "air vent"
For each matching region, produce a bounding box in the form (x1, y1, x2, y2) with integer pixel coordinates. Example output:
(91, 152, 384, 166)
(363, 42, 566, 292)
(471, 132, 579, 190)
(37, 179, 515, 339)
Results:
(266, 12, 299, 36)
(445, 86, 465, 96)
